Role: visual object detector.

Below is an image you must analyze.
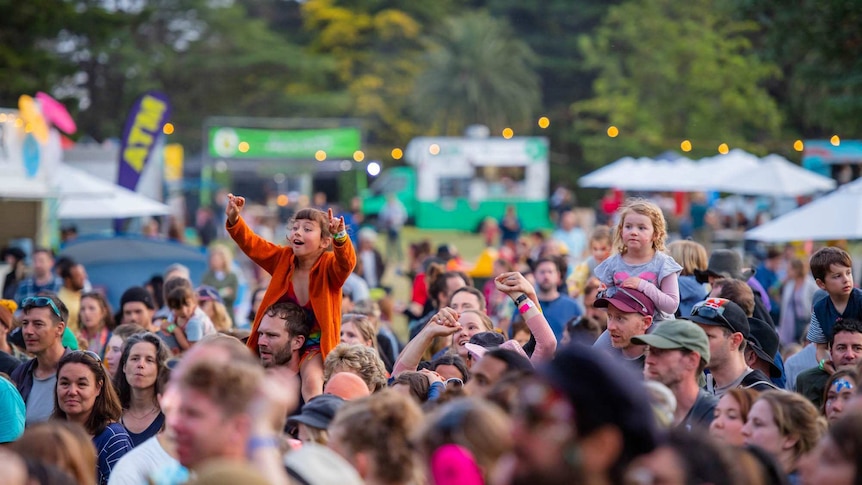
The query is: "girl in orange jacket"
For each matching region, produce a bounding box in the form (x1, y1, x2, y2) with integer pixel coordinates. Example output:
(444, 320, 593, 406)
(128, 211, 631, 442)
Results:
(226, 194, 356, 401)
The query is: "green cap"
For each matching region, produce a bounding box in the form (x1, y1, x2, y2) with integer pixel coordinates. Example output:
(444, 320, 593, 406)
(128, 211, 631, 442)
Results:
(631, 319, 710, 364)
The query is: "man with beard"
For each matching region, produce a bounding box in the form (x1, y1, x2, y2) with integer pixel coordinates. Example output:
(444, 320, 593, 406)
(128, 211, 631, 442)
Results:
(500, 344, 657, 485)
(632, 319, 717, 430)
(534, 257, 581, 340)
(257, 302, 311, 374)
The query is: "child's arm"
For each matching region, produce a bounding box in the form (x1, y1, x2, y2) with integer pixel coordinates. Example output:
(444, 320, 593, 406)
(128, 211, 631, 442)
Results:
(299, 352, 324, 402)
(326, 208, 357, 283)
(628, 274, 680, 315)
(805, 312, 830, 361)
(171, 324, 191, 351)
(225, 194, 284, 274)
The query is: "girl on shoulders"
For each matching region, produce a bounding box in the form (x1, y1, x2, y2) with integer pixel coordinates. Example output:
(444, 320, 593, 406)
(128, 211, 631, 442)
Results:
(594, 198, 682, 320)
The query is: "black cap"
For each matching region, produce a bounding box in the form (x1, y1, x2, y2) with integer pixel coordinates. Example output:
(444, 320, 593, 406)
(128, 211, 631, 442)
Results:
(747, 317, 782, 378)
(468, 331, 505, 348)
(537, 344, 657, 463)
(686, 298, 751, 340)
(287, 394, 345, 430)
(120, 286, 155, 310)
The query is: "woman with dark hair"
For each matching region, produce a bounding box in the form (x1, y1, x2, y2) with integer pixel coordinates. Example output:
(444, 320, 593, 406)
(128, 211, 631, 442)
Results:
(710, 388, 760, 446)
(113, 332, 170, 447)
(77, 292, 116, 359)
(53, 350, 132, 484)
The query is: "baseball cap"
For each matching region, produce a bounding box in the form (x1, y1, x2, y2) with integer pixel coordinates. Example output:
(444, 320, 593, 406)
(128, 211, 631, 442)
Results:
(287, 394, 345, 430)
(120, 286, 155, 310)
(747, 317, 781, 378)
(686, 298, 750, 339)
(631, 319, 710, 364)
(594, 287, 655, 317)
(537, 344, 657, 463)
(196, 285, 223, 304)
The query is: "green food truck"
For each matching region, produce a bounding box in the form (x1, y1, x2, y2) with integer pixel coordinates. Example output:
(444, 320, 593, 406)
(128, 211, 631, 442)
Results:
(363, 136, 552, 231)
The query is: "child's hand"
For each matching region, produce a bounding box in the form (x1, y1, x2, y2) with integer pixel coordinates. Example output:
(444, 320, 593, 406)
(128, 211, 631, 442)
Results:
(327, 208, 345, 235)
(621, 277, 643, 290)
(226, 193, 245, 225)
(494, 272, 535, 297)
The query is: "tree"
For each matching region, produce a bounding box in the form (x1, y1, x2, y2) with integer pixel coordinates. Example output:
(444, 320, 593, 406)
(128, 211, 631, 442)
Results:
(574, 0, 782, 168)
(731, 0, 862, 137)
(0, 1, 77, 108)
(412, 11, 541, 135)
(301, 0, 458, 152)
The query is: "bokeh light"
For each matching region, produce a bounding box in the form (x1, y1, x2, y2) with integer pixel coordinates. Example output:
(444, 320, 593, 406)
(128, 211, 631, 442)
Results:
(793, 140, 804, 152)
(238, 141, 250, 153)
(718, 143, 729, 154)
(538, 117, 550, 129)
(681, 140, 692, 152)
(502, 128, 514, 139)
(391, 148, 403, 160)
(163, 123, 174, 135)
(315, 150, 327, 161)
(353, 150, 365, 162)
(831, 135, 840, 146)
(367, 161, 381, 176)
(607, 126, 619, 138)
(429, 144, 440, 155)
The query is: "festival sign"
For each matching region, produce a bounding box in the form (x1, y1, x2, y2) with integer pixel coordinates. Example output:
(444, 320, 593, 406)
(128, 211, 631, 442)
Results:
(117, 92, 170, 191)
(208, 126, 361, 160)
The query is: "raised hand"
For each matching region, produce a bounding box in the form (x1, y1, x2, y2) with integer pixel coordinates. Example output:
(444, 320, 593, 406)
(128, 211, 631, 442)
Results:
(327, 208, 345, 235)
(425, 308, 461, 337)
(494, 272, 535, 296)
(226, 193, 246, 226)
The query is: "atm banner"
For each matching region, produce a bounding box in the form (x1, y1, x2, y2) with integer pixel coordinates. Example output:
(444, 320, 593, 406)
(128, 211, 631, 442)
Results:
(117, 92, 170, 191)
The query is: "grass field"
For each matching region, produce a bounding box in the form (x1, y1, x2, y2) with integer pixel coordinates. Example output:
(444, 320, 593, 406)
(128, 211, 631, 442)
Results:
(375, 226, 487, 341)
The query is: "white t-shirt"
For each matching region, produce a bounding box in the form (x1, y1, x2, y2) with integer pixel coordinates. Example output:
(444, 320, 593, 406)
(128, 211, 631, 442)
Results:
(25, 374, 56, 427)
(107, 435, 188, 485)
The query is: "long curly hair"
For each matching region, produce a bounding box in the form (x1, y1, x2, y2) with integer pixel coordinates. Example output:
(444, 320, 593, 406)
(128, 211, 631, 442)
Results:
(613, 198, 668, 255)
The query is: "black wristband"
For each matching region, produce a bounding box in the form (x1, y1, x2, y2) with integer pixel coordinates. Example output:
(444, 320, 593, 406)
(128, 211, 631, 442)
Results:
(514, 294, 529, 306)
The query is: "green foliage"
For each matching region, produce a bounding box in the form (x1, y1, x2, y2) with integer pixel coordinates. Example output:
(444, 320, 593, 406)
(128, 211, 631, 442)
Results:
(574, 0, 783, 167)
(412, 11, 541, 135)
(732, 0, 862, 137)
(0, 0, 77, 107)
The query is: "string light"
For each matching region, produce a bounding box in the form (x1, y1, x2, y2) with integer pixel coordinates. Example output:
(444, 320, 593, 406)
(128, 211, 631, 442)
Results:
(502, 128, 514, 139)
(680, 140, 692, 152)
(315, 150, 327, 161)
(429, 144, 440, 155)
(831, 135, 840, 146)
(238, 141, 250, 153)
(163, 123, 174, 135)
(607, 126, 619, 138)
(391, 148, 403, 160)
(538, 117, 550, 129)
(718, 143, 729, 154)
(793, 140, 804, 152)
(353, 150, 365, 162)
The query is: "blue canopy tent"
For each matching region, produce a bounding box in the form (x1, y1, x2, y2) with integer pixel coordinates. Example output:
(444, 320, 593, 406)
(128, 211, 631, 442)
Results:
(60, 235, 208, 311)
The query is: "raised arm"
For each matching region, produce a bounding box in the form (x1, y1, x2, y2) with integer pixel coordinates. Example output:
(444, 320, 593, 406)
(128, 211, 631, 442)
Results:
(225, 194, 284, 274)
(327, 208, 357, 283)
(495, 272, 556, 362)
(392, 308, 461, 376)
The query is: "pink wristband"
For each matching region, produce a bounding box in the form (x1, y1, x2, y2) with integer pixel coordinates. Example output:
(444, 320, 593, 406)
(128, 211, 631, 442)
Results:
(518, 300, 534, 314)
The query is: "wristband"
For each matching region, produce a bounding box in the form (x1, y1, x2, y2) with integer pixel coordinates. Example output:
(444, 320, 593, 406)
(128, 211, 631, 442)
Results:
(166, 324, 177, 333)
(819, 359, 827, 371)
(514, 294, 529, 307)
(246, 435, 280, 456)
(518, 300, 535, 314)
(334, 230, 348, 242)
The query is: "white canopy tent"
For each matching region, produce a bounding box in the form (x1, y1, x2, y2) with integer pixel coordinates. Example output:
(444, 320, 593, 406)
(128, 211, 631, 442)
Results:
(55, 164, 171, 219)
(578, 149, 834, 196)
(710, 153, 836, 197)
(745, 177, 862, 242)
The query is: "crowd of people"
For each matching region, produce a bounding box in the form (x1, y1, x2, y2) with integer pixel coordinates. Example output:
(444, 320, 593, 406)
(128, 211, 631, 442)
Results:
(0, 193, 861, 485)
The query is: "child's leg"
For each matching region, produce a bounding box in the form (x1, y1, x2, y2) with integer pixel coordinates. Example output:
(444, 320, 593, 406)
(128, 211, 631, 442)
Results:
(299, 352, 324, 402)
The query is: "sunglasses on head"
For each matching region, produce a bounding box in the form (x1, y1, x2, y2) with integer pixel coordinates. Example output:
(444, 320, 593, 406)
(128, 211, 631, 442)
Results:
(690, 302, 732, 327)
(22, 297, 62, 319)
(71, 349, 103, 363)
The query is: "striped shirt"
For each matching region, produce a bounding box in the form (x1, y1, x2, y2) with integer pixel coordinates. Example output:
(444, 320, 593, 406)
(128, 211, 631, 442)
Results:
(93, 423, 134, 485)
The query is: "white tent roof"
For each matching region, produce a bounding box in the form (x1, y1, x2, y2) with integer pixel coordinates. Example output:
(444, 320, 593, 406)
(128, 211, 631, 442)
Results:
(711, 153, 836, 196)
(55, 164, 170, 219)
(578, 149, 834, 196)
(745, 178, 862, 242)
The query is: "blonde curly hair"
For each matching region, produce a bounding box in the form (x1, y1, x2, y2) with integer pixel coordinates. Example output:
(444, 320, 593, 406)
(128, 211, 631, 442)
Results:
(613, 198, 669, 255)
